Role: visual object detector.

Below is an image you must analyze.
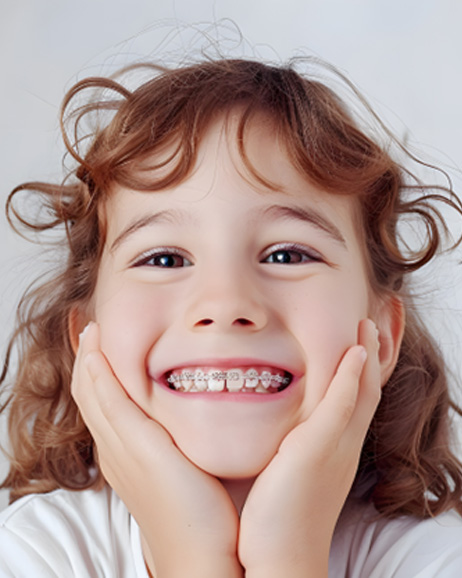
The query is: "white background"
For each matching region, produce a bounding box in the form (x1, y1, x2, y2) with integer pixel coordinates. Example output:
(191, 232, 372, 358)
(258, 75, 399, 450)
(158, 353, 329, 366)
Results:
(1, 0, 462, 511)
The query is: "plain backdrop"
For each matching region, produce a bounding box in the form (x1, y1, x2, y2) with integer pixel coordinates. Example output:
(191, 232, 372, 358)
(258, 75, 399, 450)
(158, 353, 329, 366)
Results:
(1, 0, 461, 511)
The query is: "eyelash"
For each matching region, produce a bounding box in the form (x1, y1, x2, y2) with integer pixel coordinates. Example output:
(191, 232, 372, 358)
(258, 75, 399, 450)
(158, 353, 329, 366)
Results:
(260, 243, 324, 265)
(132, 248, 192, 269)
(131, 243, 324, 269)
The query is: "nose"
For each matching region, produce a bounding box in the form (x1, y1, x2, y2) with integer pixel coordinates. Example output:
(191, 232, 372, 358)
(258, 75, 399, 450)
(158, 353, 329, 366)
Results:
(185, 266, 268, 332)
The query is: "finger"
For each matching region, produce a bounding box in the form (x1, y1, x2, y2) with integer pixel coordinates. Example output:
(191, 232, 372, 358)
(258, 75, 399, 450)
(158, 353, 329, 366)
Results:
(71, 321, 99, 399)
(83, 349, 153, 442)
(71, 322, 110, 426)
(345, 318, 382, 445)
(79, 325, 175, 462)
(312, 343, 368, 442)
(280, 344, 367, 458)
(73, 322, 136, 429)
(70, 323, 126, 478)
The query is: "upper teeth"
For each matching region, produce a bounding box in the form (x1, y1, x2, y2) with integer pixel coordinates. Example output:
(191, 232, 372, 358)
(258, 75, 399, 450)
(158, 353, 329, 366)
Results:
(166, 368, 291, 393)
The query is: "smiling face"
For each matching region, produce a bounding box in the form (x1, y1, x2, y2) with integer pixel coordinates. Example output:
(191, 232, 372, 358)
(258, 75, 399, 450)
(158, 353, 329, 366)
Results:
(90, 113, 372, 479)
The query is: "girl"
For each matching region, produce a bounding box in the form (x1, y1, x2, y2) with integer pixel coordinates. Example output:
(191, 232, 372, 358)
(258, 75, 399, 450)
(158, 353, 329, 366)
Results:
(1, 57, 462, 577)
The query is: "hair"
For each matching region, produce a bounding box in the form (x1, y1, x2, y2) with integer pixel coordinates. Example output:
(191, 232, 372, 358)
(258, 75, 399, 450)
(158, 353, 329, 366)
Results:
(2, 57, 462, 517)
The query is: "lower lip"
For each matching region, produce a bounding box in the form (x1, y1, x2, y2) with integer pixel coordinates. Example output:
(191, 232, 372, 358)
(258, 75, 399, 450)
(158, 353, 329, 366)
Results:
(154, 376, 300, 403)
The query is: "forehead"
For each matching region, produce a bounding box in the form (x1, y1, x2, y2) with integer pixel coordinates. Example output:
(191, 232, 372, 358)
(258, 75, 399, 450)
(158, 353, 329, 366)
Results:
(102, 111, 362, 246)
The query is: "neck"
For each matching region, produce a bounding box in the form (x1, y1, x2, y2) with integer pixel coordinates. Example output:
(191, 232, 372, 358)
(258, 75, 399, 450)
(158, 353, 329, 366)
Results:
(220, 477, 256, 514)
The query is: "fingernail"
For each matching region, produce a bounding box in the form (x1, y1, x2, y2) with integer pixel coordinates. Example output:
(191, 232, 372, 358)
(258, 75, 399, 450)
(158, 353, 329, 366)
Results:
(358, 345, 368, 364)
(79, 322, 92, 341)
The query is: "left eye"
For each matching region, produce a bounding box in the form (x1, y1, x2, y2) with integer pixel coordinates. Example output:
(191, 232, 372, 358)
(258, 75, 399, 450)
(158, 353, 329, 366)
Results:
(263, 247, 321, 264)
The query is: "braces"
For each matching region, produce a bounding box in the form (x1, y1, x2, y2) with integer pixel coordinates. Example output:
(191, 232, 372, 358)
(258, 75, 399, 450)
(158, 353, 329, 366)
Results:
(167, 370, 290, 385)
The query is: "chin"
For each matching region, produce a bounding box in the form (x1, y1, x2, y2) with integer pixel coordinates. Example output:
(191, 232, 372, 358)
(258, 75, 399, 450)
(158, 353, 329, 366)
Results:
(173, 435, 277, 479)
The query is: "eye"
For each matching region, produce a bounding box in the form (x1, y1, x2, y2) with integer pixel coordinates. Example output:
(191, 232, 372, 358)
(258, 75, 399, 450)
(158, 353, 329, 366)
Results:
(133, 249, 192, 268)
(262, 244, 323, 265)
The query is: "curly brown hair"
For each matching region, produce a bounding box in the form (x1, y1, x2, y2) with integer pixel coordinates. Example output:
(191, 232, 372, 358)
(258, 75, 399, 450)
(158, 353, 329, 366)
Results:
(2, 58, 462, 517)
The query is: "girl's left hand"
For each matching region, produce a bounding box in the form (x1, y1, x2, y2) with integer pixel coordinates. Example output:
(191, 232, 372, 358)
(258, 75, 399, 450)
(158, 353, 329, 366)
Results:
(238, 319, 381, 578)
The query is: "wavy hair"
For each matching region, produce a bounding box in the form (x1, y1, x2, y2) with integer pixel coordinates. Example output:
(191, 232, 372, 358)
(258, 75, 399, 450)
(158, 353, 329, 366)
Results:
(2, 58, 462, 516)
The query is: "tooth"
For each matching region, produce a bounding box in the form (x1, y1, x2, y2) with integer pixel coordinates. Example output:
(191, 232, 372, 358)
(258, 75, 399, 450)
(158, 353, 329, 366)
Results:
(226, 369, 245, 392)
(255, 383, 268, 393)
(180, 371, 194, 392)
(260, 371, 272, 389)
(244, 368, 259, 388)
(273, 374, 290, 386)
(208, 371, 225, 392)
(167, 373, 183, 391)
(194, 371, 208, 391)
(166, 367, 290, 394)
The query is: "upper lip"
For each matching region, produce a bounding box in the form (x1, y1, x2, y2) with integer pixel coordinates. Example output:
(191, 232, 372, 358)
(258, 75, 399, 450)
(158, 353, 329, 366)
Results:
(150, 357, 301, 384)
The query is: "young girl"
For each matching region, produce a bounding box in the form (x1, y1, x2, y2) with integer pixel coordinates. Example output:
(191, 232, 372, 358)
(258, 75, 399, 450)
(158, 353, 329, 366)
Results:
(1, 56, 462, 577)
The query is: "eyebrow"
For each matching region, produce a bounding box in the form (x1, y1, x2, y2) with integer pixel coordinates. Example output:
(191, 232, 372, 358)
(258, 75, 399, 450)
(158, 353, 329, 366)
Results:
(109, 203, 347, 252)
(109, 209, 190, 252)
(262, 204, 347, 247)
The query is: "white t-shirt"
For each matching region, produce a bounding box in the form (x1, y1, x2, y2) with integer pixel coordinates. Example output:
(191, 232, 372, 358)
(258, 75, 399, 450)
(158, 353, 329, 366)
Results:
(0, 486, 149, 577)
(0, 486, 462, 577)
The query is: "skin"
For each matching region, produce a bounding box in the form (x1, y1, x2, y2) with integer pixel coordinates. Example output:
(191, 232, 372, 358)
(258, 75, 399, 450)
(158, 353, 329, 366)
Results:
(71, 113, 404, 577)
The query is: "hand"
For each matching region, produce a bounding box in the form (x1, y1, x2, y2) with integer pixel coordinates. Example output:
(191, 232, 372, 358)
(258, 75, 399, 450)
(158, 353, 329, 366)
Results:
(238, 319, 381, 578)
(71, 323, 242, 578)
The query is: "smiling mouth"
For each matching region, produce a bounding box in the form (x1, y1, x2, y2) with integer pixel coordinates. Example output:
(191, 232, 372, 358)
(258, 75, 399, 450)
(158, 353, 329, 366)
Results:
(164, 367, 293, 394)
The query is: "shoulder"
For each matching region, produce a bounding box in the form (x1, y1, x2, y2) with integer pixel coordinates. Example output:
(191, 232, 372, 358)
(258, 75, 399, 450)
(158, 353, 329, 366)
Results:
(0, 486, 147, 577)
(0, 485, 128, 544)
(330, 500, 462, 577)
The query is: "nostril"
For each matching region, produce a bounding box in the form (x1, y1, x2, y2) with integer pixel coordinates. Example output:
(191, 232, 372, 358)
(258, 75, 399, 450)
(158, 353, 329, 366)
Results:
(194, 317, 254, 328)
(234, 318, 253, 326)
(196, 318, 214, 326)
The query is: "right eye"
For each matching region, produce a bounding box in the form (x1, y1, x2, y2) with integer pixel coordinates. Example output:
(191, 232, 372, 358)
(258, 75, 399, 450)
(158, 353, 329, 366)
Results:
(133, 249, 192, 269)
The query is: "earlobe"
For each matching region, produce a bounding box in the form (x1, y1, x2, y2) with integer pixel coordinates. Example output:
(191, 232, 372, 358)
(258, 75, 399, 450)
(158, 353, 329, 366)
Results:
(375, 296, 405, 387)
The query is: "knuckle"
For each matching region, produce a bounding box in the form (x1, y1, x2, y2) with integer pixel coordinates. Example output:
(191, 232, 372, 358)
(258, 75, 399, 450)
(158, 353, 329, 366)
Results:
(338, 397, 356, 424)
(99, 397, 123, 422)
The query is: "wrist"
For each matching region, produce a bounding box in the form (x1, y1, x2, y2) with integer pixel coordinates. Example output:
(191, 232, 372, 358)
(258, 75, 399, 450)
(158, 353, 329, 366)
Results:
(142, 534, 243, 578)
(241, 539, 329, 578)
(154, 554, 243, 578)
(245, 560, 328, 578)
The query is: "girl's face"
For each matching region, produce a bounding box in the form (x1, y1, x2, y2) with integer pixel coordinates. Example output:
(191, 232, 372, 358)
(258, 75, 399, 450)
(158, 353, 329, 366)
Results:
(92, 114, 372, 480)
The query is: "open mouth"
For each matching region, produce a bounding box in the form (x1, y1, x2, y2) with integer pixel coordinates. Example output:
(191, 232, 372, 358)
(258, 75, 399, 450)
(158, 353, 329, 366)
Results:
(164, 366, 293, 394)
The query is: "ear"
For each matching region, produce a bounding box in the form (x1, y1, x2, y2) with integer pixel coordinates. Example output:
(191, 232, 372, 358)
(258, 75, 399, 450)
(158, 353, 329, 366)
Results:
(68, 306, 88, 355)
(374, 296, 405, 387)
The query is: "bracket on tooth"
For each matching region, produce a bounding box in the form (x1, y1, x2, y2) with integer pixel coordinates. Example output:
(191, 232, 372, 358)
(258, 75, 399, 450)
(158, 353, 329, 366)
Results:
(167, 370, 290, 386)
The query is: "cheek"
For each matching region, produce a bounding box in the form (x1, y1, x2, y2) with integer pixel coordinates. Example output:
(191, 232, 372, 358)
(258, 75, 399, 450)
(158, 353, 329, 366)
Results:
(92, 281, 173, 394)
(280, 274, 368, 343)
(277, 277, 369, 412)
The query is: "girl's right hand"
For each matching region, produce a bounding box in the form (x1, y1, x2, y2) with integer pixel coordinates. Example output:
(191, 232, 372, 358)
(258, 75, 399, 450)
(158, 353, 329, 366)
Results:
(71, 322, 242, 578)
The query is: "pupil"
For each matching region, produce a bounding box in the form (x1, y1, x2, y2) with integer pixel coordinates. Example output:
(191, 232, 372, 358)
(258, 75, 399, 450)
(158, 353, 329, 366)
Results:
(275, 250, 291, 263)
(158, 254, 177, 267)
